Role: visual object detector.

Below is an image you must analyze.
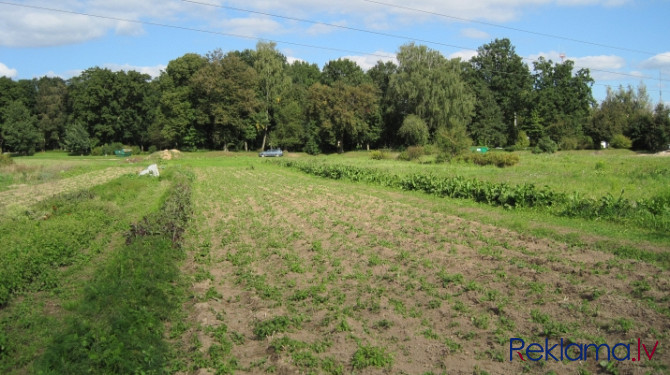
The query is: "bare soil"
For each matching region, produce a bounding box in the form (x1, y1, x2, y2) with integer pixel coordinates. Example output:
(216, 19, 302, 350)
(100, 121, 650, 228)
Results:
(178, 165, 670, 375)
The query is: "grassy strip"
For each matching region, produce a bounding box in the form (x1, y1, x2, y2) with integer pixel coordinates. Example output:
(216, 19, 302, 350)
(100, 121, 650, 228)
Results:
(35, 169, 193, 374)
(275, 159, 670, 233)
(0, 174, 164, 307)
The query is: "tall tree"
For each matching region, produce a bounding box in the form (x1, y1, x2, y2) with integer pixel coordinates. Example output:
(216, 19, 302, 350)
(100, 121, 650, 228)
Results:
(368, 60, 400, 146)
(151, 53, 207, 149)
(287, 60, 321, 87)
(586, 84, 652, 147)
(530, 57, 595, 145)
(307, 82, 379, 152)
(34, 76, 68, 151)
(470, 38, 532, 144)
(191, 50, 260, 151)
(1, 100, 40, 155)
(321, 58, 370, 86)
(254, 41, 289, 151)
(389, 43, 475, 138)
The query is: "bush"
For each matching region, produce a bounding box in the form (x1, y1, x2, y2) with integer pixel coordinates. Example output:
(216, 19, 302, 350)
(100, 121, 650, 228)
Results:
(466, 152, 519, 167)
(303, 137, 320, 155)
(398, 115, 429, 146)
(147, 145, 158, 154)
(435, 125, 472, 160)
(397, 146, 424, 161)
(533, 137, 558, 154)
(369, 150, 388, 160)
(0, 154, 13, 166)
(610, 134, 632, 149)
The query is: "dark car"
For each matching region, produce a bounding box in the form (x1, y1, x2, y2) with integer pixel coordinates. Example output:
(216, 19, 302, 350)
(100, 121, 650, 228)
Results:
(258, 148, 283, 157)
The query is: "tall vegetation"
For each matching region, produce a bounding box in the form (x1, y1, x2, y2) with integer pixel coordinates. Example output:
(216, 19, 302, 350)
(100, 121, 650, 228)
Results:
(0, 39, 666, 155)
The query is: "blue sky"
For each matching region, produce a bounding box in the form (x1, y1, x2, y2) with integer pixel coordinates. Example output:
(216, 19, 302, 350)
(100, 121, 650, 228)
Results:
(1, 0, 668, 104)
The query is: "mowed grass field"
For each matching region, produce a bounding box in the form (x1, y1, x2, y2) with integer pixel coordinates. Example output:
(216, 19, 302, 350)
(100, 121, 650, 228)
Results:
(0, 150, 668, 374)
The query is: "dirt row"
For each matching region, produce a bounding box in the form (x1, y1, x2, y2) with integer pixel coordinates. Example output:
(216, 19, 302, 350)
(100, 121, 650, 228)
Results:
(178, 165, 669, 375)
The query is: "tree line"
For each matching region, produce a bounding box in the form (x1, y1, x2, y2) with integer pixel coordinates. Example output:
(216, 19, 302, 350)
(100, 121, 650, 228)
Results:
(1, 38, 668, 156)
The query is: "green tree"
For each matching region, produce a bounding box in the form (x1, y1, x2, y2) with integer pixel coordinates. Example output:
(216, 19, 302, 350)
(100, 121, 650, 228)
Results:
(307, 82, 379, 153)
(150, 53, 207, 149)
(368, 60, 400, 146)
(1, 100, 40, 155)
(321, 58, 370, 86)
(470, 38, 532, 144)
(34, 76, 67, 151)
(191, 50, 260, 151)
(64, 122, 91, 155)
(287, 60, 321, 87)
(530, 57, 595, 144)
(254, 42, 289, 151)
(586, 84, 652, 147)
(389, 43, 474, 139)
(398, 114, 429, 146)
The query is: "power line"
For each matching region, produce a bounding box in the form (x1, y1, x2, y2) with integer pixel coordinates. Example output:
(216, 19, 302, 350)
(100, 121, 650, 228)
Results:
(362, 0, 657, 56)
(178, 0, 667, 83)
(0, 1, 396, 60)
(0, 1, 664, 87)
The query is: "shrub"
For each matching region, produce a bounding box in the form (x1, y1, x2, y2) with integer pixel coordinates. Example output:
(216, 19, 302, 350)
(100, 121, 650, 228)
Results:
(397, 146, 424, 161)
(147, 145, 158, 154)
(370, 150, 388, 160)
(610, 134, 632, 149)
(435, 125, 472, 160)
(466, 152, 519, 167)
(0, 154, 13, 166)
(303, 137, 320, 155)
(398, 114, 429, 146)
(533, 137, 558, 154)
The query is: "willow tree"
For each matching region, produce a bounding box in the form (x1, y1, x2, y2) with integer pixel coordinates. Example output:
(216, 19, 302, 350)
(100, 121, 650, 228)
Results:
(389, 43, 475, 145)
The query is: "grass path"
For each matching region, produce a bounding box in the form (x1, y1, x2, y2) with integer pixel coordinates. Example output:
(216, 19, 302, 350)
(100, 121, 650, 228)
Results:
(177, 162, 669, 374)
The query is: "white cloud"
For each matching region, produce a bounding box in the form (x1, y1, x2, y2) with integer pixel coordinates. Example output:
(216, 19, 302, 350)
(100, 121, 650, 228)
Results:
(306, 20, 348, 35)
(449, 50, 478, 61)
(639, 52, 670, 73)
(0, 62, 18, 78)
(103, 63, 167, 78)
(340, 51, 397, 71)
(219, 17, 284, 37)
(460, 28, 489, 39)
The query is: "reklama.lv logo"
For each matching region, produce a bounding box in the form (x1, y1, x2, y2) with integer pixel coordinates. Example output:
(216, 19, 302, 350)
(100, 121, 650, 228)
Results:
(510, 338, 659, 362)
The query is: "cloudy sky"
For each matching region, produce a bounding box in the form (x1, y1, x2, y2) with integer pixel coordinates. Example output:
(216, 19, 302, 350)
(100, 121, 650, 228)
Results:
(0, 0, 668, 103)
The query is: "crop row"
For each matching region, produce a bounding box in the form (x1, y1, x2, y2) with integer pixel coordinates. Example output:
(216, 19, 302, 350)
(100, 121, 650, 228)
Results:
(275, 159, 670, 232)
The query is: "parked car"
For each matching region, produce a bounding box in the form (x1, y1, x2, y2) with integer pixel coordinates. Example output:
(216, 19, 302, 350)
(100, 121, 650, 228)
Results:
(258, 148, 283, 157)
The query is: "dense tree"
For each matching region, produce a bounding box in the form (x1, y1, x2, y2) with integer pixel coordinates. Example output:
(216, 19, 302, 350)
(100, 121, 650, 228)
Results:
(34, 76, 68, 151)
(321, 58, 370, 87)
(191, 50, 260, 151)
(462, 62, 506, 146)
(586, 85, 652, 147)
(368, 60, 400, 146)
(1, 100, 40, 155)
(530, 57, 595, 146)
(287, 60, 321, 87)
(63, 122, 91, 155)
(150, 53, 206, 149)
(254, 42, 289, 151)
(389, 43, 475, 138)
(398, 114, 429, 146)
(470, 38, 532, 144)
(307, 82, 379, 152)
